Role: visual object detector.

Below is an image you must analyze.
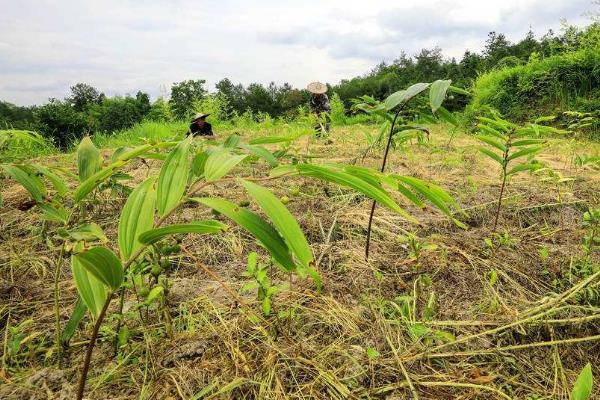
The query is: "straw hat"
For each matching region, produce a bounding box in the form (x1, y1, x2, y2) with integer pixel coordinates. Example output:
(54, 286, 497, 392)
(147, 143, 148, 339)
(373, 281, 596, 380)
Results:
(307, 82, 327, 94)
(191, 113, 210, 122)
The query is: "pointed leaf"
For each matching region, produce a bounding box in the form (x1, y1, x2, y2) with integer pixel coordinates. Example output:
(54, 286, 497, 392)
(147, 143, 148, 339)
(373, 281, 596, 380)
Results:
(138, 220, 228, 245)
(385, 82, 429, 110)
(249, 136, 291, 145)
(429, 79, 451, 113)
(192, 198, 296, 271)
(479, 148, 504, 165)
(297, 164, 416, 222)
(507, 163, 540, 176)
(238, 144, 278, 166)
(571, 363, 593, 400)
(507, 146, 541, 161)
(71, 256, 107, 319)
(73, 247, 123, 290)
(157, 138, 191, 217)
(435, 106, 458, 126)
(477, 135, 507, 152)
(61, 298, 87, 346)
(241, 180, 313, 269)
(74, 144, 154, 202)
(32, 165, 68, 196)
(203, 148, 247, 181)
(37, 203, 69, 223)
(118, 177, 156, 260)
(77, 137, 102, 182)
(1, 164, 46, 202)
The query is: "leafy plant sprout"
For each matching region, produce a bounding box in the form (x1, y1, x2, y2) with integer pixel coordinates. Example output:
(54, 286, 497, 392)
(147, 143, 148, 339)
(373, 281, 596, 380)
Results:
(351, 80, 468, 259)
(475, 111, 566, 232)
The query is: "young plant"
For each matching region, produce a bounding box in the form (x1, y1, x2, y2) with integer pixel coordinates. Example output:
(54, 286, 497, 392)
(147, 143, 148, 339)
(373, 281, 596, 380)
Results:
(351, 80, 468, 258)
(582, 206, 600, 258)
(476, 112, 564, 231)
(241, 252, 287, 316)
(397, 232, 438, 267)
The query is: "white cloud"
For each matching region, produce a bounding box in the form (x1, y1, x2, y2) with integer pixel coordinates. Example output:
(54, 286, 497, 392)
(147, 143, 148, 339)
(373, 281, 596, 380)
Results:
(0, 0, 594, 105)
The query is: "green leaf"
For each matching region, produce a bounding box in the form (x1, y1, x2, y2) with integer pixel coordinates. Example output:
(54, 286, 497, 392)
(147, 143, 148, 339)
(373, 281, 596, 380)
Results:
(32, 165, 68, 196)
(223, 134, 241, 148)
(144, 286, 164, 305)
(507, 146, 541, 161)
(61, 298, 87, 347)
(385, 82, 429, 111)
(429, 79, 451, 113)
(192, 152, 208, 177)
(367, 347, 381, 359)
(37, 203, 69, 223)
(192, 197, 296, 271)
(69, 223, 107, 242)
(478, 124, 507, 140)
(138, 220, 228, 245)
(435, 106, 458, 126)
(447, 85, 470, 96)
(477, 135, 507, 152)
(73, 144, 154, 202)
(77, 137, 102, 182)
(395, 176, 465, 224)
(296, 164, 416, 222)
(249, 136, 291, 145)
(571, 363, 593, 400)
(241, 180, 313, 269)
(1, 164, 46, 202)
(73, 247, 124, 290)
(203, 148, 247, 181)
(157, 138, 191, 217)
(118, 177, 157, 261)
(238, 144, 278, 166)
(507, 163, 539, 176)
(512, 139, 546, 147)
(71, 256, 107, 319)
(479, 148, 504, 165)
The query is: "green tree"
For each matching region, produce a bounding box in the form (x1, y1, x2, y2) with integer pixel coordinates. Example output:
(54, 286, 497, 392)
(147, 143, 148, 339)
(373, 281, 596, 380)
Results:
(169, 80, 207, 120)
(35, 99, 89, 148)
(68, 83, 104, 112)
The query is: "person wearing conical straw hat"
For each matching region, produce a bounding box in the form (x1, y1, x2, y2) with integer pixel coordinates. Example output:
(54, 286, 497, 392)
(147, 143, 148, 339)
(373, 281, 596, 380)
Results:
(307, 82, 331, 137)
(187, 113, 214, 137)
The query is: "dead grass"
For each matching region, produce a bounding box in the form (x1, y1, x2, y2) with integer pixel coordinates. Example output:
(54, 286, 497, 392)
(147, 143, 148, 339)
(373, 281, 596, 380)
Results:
(1, 123, 600, 399)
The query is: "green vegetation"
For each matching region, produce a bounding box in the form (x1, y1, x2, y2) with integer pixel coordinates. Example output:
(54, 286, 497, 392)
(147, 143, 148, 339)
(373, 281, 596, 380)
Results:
(1, 12, 600, 400)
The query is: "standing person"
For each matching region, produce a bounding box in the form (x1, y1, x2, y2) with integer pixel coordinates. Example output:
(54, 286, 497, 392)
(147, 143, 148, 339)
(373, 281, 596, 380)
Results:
(187, 113, 214, 137)
(307, 82, 331, 137)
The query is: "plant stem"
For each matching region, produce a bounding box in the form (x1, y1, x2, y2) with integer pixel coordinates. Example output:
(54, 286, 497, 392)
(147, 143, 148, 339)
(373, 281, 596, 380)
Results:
(112, 286, 126, 356)
(54, 245, 65, 363)
(75, 293, 112, 400)
(492, 172, 507, 233)
(365, 110, 401, 260)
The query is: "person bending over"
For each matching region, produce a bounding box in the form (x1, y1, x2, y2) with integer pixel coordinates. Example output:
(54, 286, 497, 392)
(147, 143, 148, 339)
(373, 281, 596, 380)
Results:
(188, 113, 214, 137)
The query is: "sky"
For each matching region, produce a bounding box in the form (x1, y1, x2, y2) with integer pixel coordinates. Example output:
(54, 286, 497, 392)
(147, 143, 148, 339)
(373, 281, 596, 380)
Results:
(0, 0, 595, 105)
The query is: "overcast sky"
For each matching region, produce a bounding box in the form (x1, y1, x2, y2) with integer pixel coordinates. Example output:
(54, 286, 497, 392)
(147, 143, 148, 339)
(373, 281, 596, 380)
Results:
(0, 0, 595, 105)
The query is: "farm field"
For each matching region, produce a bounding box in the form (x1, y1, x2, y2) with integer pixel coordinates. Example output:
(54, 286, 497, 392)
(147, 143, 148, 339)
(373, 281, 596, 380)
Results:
(1, 121, 599, 399)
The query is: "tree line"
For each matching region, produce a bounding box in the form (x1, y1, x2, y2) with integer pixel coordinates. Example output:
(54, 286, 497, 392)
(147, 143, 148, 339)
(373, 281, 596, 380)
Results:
(0, 22, 596, 147)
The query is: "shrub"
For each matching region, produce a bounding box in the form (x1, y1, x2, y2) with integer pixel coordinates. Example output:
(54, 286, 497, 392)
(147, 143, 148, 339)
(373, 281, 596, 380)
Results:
(469, 48, 600, 122)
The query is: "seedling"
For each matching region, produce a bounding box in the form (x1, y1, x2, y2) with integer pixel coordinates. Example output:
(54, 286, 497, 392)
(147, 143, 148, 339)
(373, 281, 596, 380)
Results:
(476, 111, 565, 231)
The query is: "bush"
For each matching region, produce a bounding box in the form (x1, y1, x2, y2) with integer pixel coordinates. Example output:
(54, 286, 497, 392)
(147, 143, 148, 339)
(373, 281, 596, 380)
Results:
(35, 99, 90, 148)
(469, 48, 600, 121)
(329, 93, 346, 125)
(90, 95, 149, 133)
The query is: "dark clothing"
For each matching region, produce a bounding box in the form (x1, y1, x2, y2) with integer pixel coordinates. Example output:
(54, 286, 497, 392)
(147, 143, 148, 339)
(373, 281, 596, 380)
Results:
(310, 94, 331, 136)
(188, 121, 213, 136)
(310, 94, 331, 113)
